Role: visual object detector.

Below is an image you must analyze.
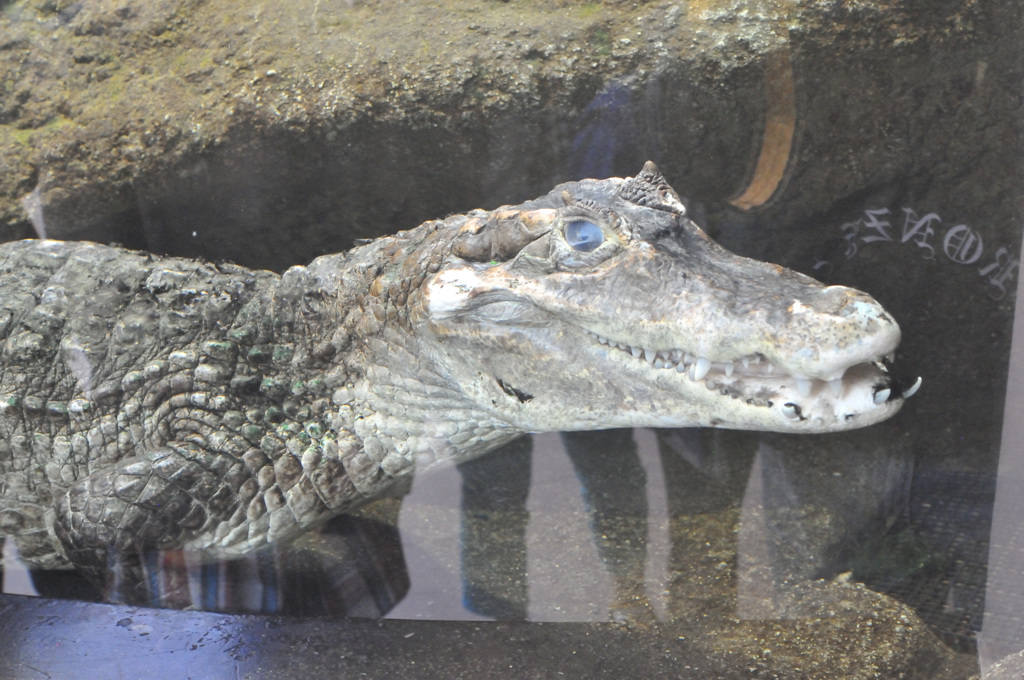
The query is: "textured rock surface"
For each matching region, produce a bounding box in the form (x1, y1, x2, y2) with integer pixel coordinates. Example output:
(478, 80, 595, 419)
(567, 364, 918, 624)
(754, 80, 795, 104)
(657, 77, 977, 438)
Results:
(0, 0, 1016, 269)
(0, 589, 981, 679)
(976, 648, 1024, 680)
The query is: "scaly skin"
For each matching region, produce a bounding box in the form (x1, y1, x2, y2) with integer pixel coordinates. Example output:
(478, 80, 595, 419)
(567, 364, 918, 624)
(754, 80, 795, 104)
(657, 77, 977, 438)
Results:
(0, 163, 915, 593)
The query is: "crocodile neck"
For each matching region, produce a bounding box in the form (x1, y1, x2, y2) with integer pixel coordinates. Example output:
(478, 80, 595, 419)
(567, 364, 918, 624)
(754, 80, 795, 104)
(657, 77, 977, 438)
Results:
(296, 218, 523, 498)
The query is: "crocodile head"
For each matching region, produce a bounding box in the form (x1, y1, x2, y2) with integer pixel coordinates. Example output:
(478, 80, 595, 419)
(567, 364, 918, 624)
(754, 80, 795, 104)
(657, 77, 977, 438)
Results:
(416, 162, 918, 434)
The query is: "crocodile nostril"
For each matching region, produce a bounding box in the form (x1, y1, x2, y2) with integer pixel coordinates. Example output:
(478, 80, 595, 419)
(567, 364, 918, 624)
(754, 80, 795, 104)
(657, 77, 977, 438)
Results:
(813, 286, 871, 315)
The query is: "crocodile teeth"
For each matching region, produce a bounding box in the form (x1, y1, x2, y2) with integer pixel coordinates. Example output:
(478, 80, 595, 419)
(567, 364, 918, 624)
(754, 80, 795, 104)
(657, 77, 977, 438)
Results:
(692, 357, 711, 381)
(795, 378, 812, 398)
(902, 376, 922, 399)
(829, 378, 843, 398)
(584, 330, 902, 404)
(781, 402, 801, 419)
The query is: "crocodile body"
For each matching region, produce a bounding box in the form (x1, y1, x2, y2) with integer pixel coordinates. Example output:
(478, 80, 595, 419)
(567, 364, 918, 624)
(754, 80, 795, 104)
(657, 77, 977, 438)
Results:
(0, 164, 914, 591)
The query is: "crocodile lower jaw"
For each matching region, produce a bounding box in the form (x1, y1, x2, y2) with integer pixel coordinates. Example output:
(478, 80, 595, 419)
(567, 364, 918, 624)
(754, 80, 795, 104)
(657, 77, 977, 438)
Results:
(583, 330, 920, 408)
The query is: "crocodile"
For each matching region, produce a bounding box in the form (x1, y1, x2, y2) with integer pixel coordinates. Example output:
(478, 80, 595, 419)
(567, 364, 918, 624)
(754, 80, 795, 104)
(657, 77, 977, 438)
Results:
(0, 162, 918, 592)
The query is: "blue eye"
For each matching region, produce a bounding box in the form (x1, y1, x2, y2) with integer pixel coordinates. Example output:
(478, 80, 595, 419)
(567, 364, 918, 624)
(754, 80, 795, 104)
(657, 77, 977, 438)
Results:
(565, 220, 605, 252)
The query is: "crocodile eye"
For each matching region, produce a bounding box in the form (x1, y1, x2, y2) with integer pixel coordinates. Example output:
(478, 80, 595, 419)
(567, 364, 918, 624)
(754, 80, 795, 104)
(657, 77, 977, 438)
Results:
(565, 220, 604, 252)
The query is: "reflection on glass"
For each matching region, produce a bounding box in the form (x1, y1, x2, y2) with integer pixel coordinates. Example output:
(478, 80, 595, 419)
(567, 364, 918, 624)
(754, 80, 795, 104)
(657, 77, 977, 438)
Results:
(0, 0, 1021, 678)
(979, 267, 1024, 672)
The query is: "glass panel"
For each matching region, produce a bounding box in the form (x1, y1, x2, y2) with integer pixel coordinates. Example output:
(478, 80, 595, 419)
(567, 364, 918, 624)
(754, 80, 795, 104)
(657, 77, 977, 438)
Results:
(0, 0, 1020, 677)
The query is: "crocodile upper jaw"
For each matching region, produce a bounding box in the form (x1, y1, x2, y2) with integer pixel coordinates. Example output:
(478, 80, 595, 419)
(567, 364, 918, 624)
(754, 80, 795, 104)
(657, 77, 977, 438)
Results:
(420, 274, 906, 434)
(416, 163, 915, 435)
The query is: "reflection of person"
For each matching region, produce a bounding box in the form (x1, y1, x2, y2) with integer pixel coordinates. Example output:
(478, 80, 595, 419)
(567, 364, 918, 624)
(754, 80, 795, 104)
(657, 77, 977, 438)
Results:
(561, 429, 652, 622)
(458, 436, 532, 620)
(457, 430, 651, 622)
(568, 79, 636, 180)
(458, 76, 661, 621)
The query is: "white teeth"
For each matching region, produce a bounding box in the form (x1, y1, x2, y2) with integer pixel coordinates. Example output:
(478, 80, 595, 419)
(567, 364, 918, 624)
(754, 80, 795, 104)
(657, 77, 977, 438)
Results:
(585, 333, 905, 407)
(829, 379, 843, 398)
(693, 357, 711, 381)
(795, 378, 811, 398)
(902, 376, 922, 399)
